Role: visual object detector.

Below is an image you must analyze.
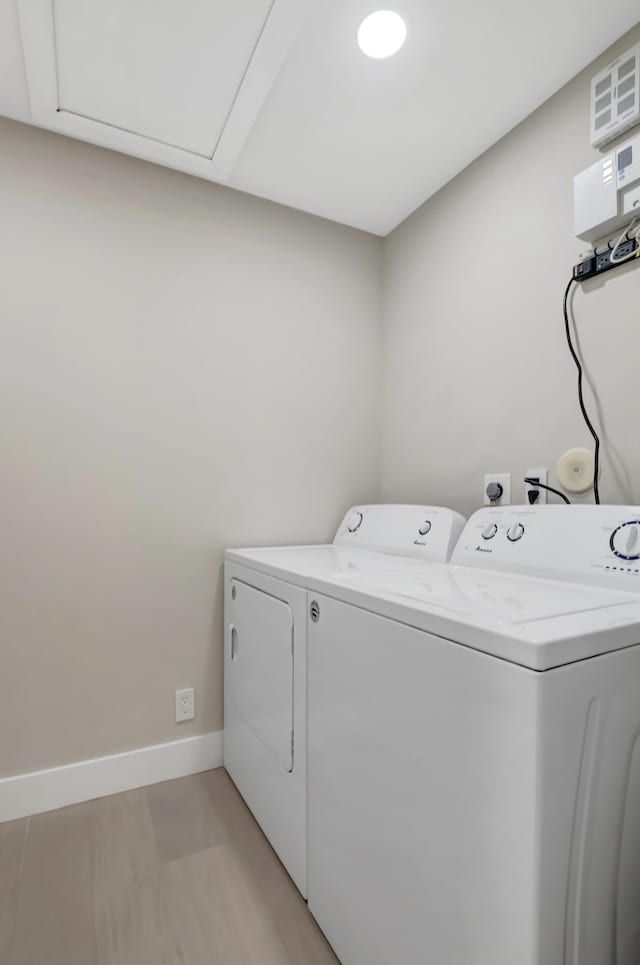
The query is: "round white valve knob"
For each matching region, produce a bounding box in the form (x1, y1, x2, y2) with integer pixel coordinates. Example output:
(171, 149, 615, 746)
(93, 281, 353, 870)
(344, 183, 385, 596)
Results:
(482, 523, 497, 540)
(347, 512, 363, 533)
(418, 521, 431, 536)
(507, 522, 525, 542)
(557, 447, 596, 494)
(610, 521, 640, 560)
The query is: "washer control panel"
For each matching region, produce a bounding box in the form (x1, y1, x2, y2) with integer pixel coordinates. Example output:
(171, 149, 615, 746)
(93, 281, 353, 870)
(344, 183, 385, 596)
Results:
(334, 505, 466, 562)
(452, 505, 640, 589)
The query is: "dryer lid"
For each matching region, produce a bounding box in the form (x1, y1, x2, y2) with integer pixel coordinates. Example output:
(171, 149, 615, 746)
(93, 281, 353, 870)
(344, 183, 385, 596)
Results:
(226, 542, 452, 588)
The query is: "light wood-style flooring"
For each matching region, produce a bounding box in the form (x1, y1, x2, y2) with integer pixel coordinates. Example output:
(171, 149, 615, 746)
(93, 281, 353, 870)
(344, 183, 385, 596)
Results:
(1, 767, 339, 965)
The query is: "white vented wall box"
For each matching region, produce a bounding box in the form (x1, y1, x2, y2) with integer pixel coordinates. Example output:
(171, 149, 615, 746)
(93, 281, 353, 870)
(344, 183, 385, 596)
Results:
(574, 132, 640, 242)
(591, 42, 640, 148)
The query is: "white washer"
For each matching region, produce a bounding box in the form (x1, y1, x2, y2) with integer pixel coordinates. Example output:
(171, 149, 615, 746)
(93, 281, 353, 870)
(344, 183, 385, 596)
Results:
(307, 505, 640, 965)
(224, 504, 465, 897)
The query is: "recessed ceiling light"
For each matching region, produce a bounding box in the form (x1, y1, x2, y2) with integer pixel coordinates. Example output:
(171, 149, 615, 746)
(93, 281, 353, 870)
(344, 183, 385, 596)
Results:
(357, 10, 407, 60)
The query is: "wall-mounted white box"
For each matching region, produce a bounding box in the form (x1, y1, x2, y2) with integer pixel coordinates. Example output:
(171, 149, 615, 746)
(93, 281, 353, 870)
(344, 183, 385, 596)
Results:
(591, 42, 640, 149)
(574, 132, 640, 242)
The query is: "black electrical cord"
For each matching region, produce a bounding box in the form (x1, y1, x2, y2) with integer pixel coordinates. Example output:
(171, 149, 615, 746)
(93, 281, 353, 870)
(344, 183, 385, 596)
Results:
(523, 478, 571, 505)
(562, 277, 600, 504)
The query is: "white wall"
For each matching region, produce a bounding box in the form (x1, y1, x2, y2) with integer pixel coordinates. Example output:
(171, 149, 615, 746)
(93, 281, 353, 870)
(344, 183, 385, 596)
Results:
(381, 24, 640, 519)
(0, 117, 382, 777)
(5, 21, 640, 782)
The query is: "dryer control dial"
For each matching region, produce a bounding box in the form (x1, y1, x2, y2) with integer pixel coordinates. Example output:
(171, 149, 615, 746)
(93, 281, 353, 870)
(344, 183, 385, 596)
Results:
(482, 523, 498, 540)
(418, 520, 431, 536)
(347, 512, 364, 533)
(610, 520, 640, 560)
(506, 522, 525, 542)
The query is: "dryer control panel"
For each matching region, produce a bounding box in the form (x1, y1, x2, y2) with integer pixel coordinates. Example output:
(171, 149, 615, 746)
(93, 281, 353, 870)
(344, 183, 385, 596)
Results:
(453, 505, 640, 590)
(334, 505, 465, 562)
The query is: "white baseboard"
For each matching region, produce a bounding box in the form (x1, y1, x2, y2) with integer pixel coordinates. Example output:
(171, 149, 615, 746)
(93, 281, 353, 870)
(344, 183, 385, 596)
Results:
(0, 730, 224, 823)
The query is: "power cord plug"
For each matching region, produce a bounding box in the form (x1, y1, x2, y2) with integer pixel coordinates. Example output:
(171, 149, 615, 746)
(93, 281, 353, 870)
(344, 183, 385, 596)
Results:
(523, 477, 571, 505)
(526, 476, 541, 504)
(486, 482, 503, 503)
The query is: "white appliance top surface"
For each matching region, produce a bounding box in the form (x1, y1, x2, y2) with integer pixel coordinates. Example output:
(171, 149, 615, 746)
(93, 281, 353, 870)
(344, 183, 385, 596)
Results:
(226, 544, 432, 588)
(329, 564, 634, 626)
(308, 504, 640, 670)
(227, 504, 465, 579)
(228, 506, 640, 669)
(309, 562, 640, 670)
(227, 545, 640, 669)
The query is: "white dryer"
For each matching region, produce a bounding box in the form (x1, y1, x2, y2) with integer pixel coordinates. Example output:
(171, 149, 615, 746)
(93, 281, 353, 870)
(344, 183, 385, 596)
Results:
(307, 505, 640, 965)
(224, 504, 465, 897)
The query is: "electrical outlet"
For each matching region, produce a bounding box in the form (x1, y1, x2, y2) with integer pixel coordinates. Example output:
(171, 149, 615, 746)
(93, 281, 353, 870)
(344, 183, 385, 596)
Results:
(614, 240, 636, 260)
(175, 688, 195, 723)
(484, 473, 511, 506)
(525, 467, 548, 505)
(573, 239, 639, 280)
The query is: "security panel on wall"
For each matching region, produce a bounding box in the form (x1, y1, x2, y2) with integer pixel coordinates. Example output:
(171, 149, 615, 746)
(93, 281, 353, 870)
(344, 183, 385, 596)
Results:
(574, 131, 640, 241)
(591, 42, 640, 149)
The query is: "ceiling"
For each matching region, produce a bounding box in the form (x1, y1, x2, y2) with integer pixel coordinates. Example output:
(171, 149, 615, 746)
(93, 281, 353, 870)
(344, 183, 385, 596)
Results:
(1, 0, 639, 235)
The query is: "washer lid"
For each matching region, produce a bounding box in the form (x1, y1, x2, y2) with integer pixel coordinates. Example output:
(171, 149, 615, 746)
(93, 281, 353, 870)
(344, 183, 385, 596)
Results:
(310, 563, 640, 670)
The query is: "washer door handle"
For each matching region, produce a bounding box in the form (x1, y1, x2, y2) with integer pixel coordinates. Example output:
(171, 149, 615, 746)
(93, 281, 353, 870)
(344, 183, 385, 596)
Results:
(230, 624, 239, 661)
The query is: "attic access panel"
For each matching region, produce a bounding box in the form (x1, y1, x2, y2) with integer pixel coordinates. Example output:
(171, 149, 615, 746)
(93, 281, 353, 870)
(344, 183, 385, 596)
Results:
(17, 0, 311, 179)
(53, 0, 272, 157)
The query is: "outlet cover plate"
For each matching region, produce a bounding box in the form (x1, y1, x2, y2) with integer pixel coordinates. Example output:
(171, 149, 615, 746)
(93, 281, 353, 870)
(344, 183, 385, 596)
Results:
(484, 472, 511, 506)
(175, 688, 195, 723)
(525, 467, 548, 504)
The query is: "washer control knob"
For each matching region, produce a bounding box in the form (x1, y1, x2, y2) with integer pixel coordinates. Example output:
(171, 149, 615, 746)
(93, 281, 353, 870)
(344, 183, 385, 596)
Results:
(610, 521, 640, 560)
(482, 523, 498, 540)
(507, 522, 525, 542)
(418, 520, 431, 536)
(347, 512, 363, 533)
